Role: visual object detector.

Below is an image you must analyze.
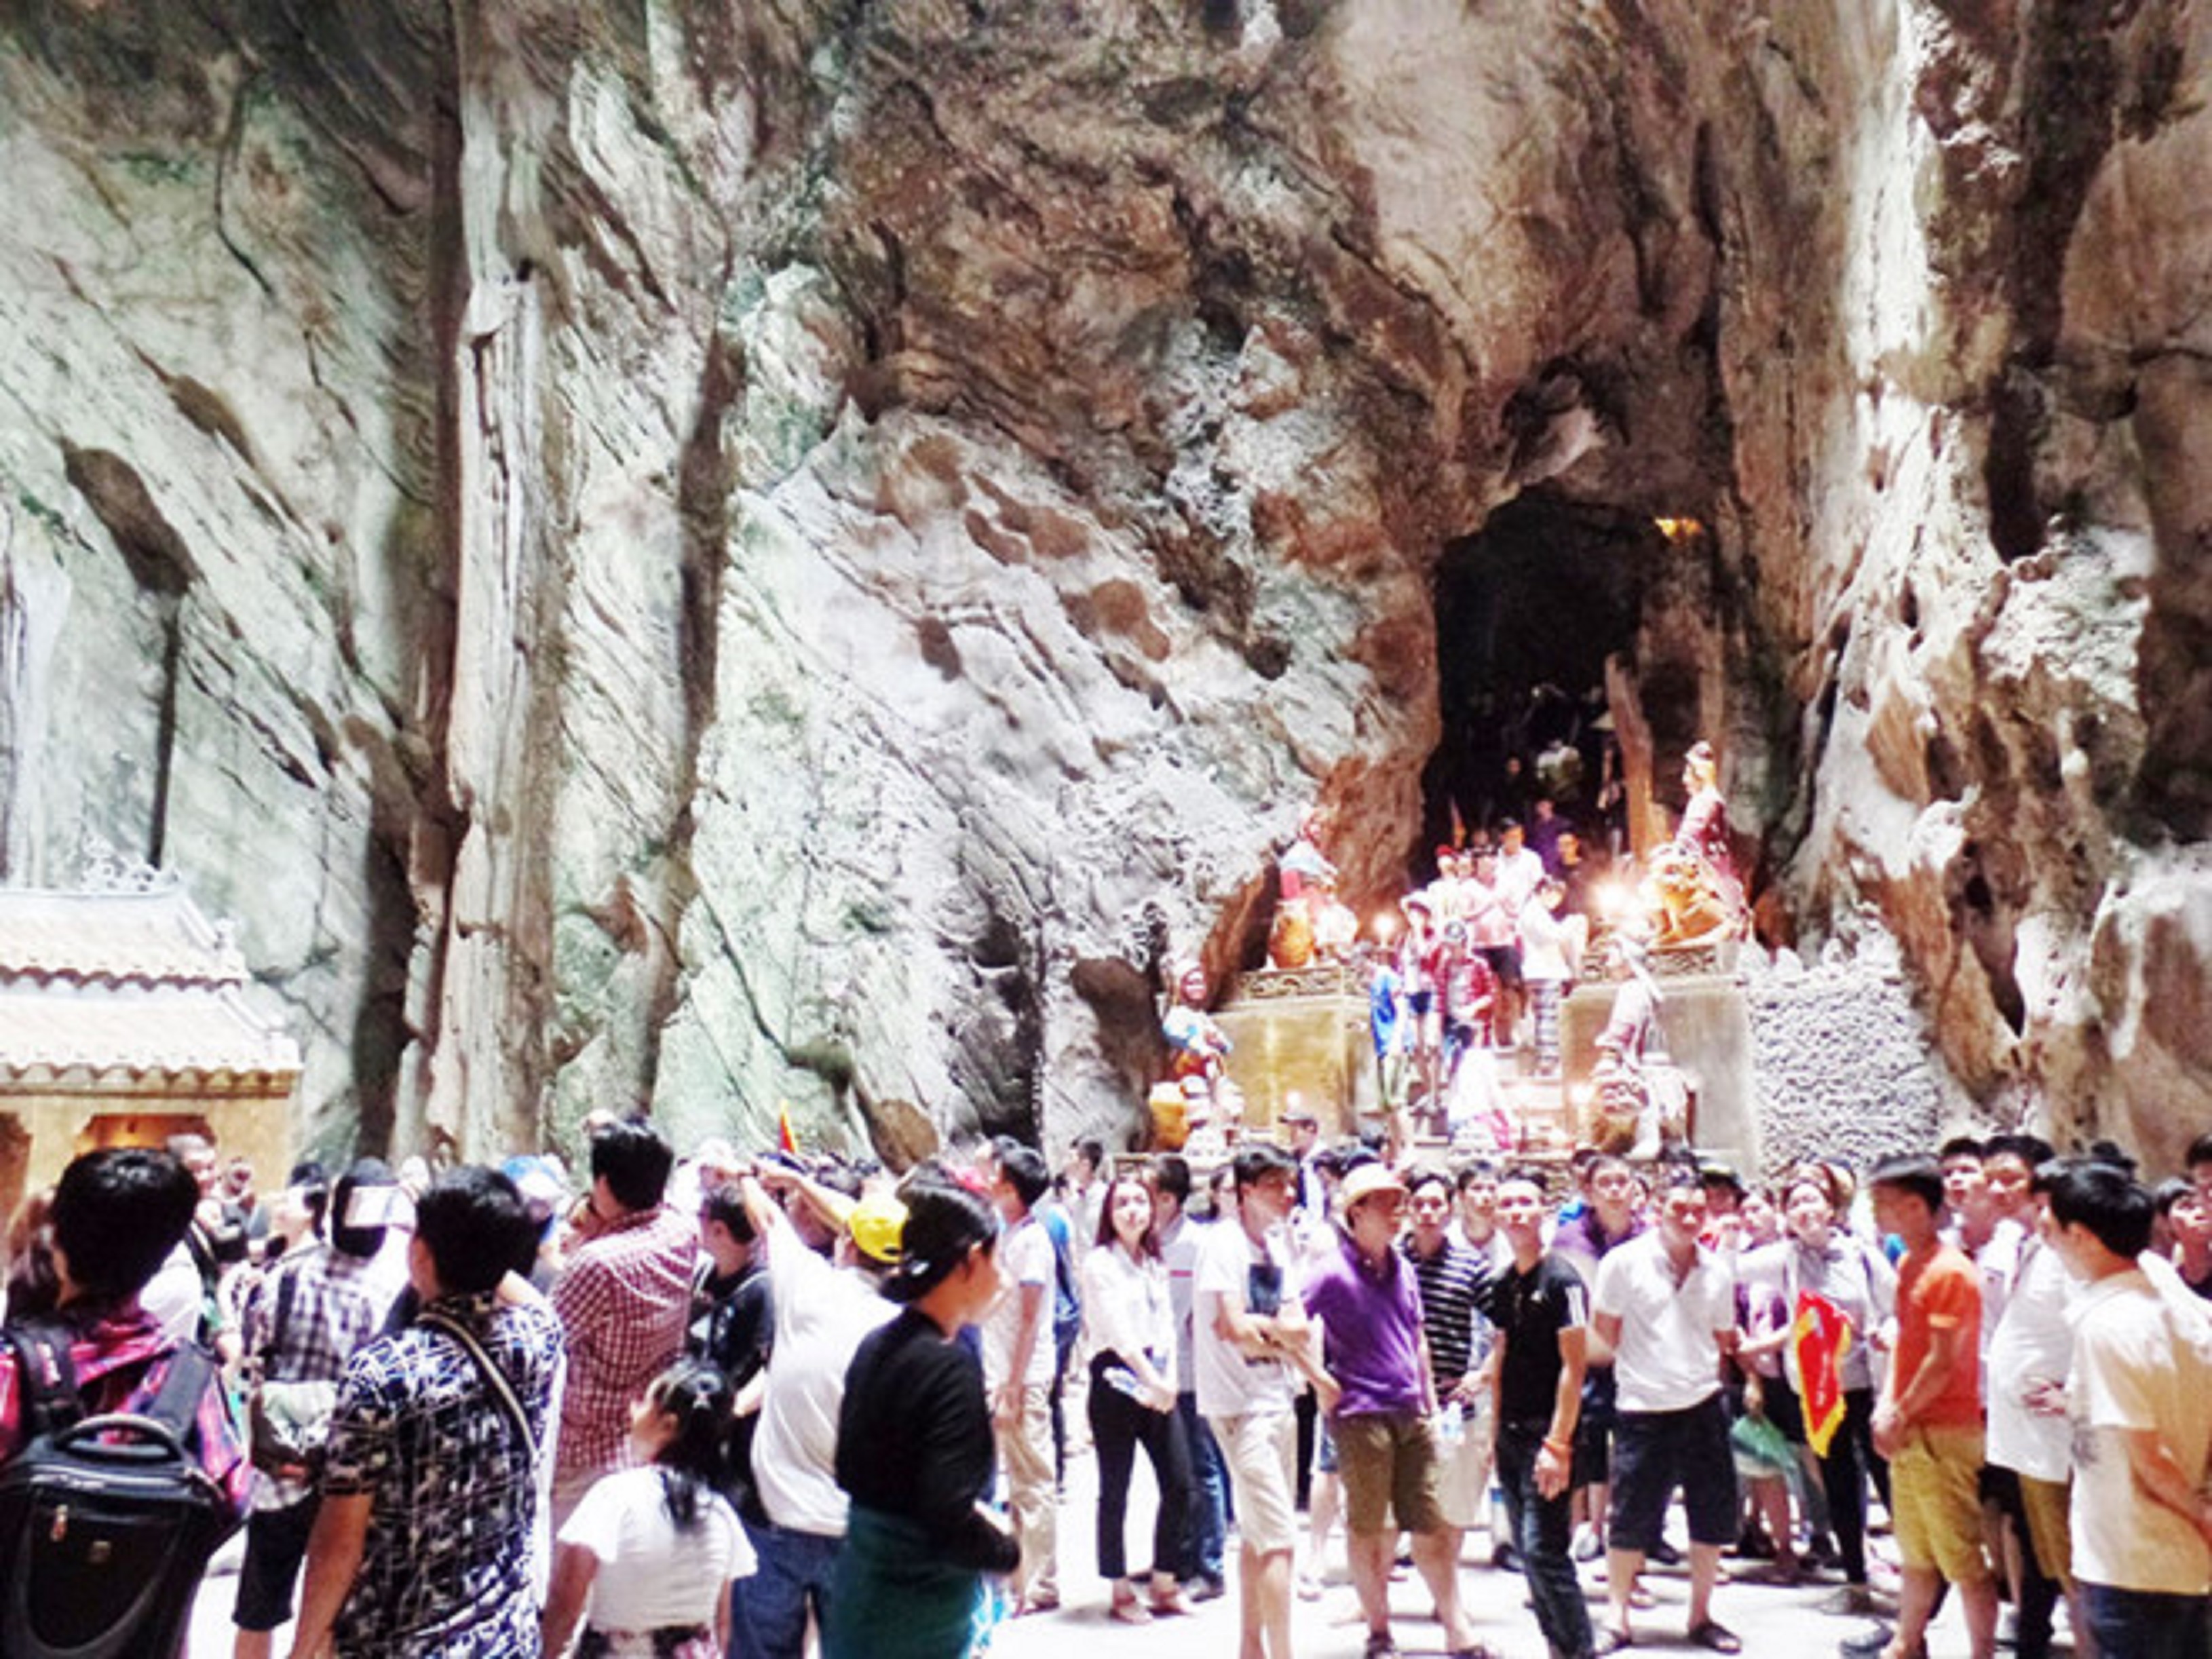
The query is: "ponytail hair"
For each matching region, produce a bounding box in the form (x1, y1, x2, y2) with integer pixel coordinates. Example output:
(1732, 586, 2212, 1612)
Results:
(641, 1358, 734, 1531)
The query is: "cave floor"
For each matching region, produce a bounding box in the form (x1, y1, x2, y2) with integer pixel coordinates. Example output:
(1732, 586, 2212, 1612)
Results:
(187, 1441, 2061, 1658)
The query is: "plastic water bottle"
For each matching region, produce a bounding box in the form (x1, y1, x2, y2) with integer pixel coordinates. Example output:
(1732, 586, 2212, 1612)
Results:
(1438, 1401, 1464, 1445)
(1105, 1365, 1146, 1400)
(972, 1576, 1011, 1653)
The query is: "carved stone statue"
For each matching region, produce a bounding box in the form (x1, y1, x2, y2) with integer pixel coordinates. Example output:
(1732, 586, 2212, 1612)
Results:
(1668, 740, 1747, 927)
(1586, 936, 1688, 1157)
(1270, 808, 1339, 969)
(1641, 842, 1738, 950)
(1156, 963, 1239, 1154)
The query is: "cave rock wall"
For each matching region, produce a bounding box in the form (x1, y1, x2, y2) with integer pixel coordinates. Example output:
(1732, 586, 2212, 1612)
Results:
(1, 0, 2207, 1165)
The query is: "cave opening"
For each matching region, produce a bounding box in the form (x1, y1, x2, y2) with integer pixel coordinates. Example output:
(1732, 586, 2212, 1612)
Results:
(1417, 495, 1685, 882)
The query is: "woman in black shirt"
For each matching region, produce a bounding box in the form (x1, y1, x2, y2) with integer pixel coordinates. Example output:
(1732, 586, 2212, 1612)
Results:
(826, 1177, 1016, 1659)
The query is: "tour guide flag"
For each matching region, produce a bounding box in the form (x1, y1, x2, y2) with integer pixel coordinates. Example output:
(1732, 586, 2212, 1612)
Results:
(1791, 1290, 1853, 1458)
(778, 1101, 799, 1156)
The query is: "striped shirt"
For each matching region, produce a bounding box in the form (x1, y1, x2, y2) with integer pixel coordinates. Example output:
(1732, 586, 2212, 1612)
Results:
(1402, 1233, 1491, 1388)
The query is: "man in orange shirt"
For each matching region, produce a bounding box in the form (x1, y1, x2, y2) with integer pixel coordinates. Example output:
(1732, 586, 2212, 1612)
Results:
(1867, 1153, 1997, 1659)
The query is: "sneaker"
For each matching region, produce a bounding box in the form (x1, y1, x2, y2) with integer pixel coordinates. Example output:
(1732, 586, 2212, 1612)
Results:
(1188, 1574, 1227, 1603)
(1837, 1624, 1894, 1659)
(1573, 1526, 1603, 1562)
(1820, 1585, 1885, 1618)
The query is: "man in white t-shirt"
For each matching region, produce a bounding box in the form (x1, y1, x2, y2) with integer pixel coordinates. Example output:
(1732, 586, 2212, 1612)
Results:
(985, 1145, 1061, 1613)
(1153, 1153, 1229, 1599)
(1939, 1135, 2026, 1366)
(727, 1165, 898, 1659)
(1492, 818, 1549, 914)
(1195, 1141, 1323, 1659)
(1983, 1139, 2080, 1659)
(1590, 1166, 1739, 1654)
(2051, 1162, 2212, 1659)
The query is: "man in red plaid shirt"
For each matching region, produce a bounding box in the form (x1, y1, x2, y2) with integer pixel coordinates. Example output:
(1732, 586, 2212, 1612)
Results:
(550, 1117, 697, 1523)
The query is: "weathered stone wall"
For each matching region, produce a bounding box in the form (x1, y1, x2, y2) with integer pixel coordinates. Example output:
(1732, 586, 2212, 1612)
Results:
(1743, 936, 1950, 1180)
(2, 1, 2207, 1168)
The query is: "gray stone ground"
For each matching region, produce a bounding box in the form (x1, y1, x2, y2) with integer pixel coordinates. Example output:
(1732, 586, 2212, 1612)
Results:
(189, 1438, 2067, 1659)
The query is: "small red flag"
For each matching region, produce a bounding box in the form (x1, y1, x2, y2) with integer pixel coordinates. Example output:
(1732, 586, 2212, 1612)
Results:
(778, 1103, 799, 1156)
(1791, 1290, 1853, 1457)
(1449, 796, 1467, 850)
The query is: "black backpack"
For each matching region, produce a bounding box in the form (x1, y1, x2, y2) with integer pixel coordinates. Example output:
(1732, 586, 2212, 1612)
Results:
(0, 1322, 242, 1659)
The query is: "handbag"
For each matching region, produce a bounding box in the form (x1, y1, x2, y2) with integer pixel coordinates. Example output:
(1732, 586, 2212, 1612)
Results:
(247, 1263, 339, 1476)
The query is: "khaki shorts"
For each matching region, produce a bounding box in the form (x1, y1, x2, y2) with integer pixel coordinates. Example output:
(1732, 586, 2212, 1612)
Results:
(1890, 1422, 1993, 1584)
(2017, 1473, 2074, 1590)
(1334, 1411, 1447, 1537)
(1212, 1409, 1299, 1555)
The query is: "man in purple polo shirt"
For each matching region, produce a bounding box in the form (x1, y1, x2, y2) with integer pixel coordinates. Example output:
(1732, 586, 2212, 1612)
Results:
(1304, 1163, 1492, 1659)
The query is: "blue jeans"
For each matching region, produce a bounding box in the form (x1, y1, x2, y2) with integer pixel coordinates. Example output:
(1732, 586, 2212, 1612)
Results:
(731, 1516, 842, 1659)
(2082, 1582, 2210, 1659)
(1177, 1391, 1229, 1582)
(1498, 1419, 1595, 1658)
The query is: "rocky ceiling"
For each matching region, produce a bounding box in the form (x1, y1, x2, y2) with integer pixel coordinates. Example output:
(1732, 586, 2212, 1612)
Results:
(1, 0, 2206, 1168)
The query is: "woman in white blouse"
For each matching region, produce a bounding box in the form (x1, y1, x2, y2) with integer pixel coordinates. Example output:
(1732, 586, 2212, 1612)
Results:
(1082, 1172, 1194, 1622)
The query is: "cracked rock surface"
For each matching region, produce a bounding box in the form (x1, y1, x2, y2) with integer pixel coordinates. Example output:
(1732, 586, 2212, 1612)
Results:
(1, 1, 2207, 1166)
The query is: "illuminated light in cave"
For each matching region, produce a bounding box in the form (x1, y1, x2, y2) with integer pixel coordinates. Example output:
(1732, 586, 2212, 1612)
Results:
(1654, 517, 1704, 541)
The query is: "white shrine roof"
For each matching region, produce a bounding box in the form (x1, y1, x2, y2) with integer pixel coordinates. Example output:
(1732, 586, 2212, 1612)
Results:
(0, 885, 301, 1088)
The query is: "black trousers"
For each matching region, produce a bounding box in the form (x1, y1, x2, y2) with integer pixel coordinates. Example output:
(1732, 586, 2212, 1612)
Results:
(1088, 1352, 1193, 1582)
(1775, 1381, 1886, 1583)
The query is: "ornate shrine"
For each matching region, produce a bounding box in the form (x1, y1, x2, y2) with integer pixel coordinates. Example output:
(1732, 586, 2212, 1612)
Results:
(0, 860, 301, 1221)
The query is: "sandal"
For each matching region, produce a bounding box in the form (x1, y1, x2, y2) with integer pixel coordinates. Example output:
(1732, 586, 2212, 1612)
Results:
(1109, 1584, 1151, 1625)
(1688, 1620, 1742, 1654)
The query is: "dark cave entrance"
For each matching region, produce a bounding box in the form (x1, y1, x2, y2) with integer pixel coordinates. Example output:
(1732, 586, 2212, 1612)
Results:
(1417, 495, 1690, 881)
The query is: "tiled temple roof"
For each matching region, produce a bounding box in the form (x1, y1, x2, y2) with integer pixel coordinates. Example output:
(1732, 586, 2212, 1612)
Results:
(0, 886, 300, 1086)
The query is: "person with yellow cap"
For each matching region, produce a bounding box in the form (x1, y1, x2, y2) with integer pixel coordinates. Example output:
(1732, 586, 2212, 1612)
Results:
(723, 1162, 902, 1659)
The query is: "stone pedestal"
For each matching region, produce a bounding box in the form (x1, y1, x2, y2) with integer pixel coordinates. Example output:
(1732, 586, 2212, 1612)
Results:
(1214, 964, 1371, 1139)
(1562, 971, 1759, 1170)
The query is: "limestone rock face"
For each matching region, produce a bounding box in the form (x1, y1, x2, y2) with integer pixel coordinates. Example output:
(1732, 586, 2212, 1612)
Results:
(1, 1, 2207, 1165)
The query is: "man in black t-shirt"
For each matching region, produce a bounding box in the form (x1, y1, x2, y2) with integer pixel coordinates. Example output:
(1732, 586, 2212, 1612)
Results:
(1489, 1168, 1597, 1659)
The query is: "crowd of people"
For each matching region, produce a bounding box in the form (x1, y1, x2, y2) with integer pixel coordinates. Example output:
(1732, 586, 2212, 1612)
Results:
(2, 1116, 2210, 1659)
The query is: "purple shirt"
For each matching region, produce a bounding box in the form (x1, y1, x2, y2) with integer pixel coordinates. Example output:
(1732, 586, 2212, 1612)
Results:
(1303, 1234, 1428, 1418)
